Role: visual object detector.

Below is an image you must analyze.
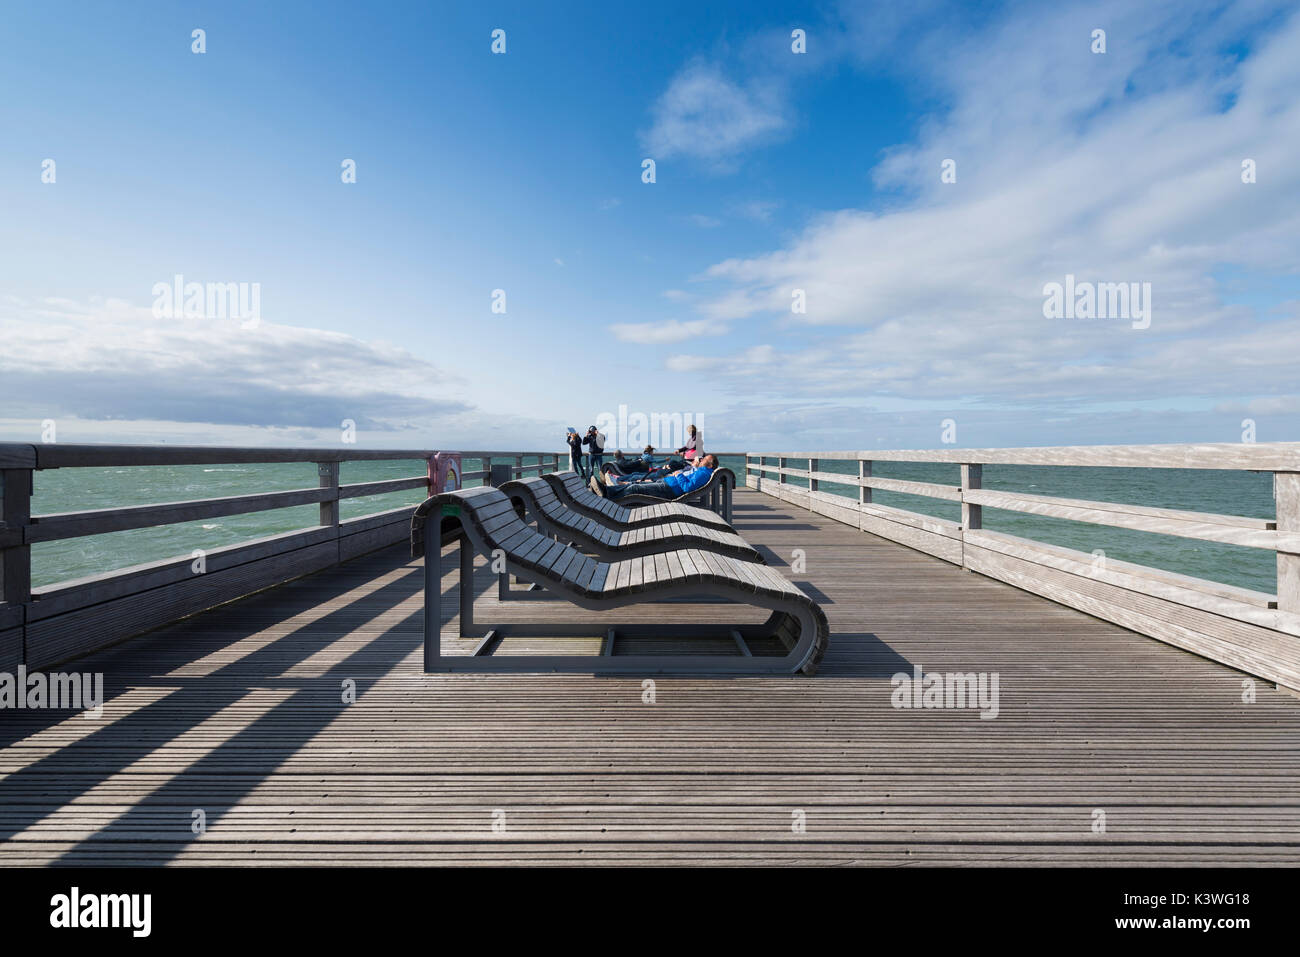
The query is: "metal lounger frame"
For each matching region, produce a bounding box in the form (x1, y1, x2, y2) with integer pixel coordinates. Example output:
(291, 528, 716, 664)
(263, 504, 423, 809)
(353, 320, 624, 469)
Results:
(419, 513, 823, 676)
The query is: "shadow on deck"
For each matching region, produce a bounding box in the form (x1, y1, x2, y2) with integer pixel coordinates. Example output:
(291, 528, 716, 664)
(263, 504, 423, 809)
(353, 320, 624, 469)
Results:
(1, 489, 1298, 866)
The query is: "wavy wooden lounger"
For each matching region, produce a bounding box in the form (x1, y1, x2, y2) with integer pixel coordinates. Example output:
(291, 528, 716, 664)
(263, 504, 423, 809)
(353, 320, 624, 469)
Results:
(411, 486, 828, 675)
(542, 471, 734, 532)
(611, 467, 737, 523)
(502, 477, 761, 563)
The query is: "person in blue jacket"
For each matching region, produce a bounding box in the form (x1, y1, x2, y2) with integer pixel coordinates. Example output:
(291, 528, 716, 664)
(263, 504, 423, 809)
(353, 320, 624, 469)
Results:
(592, 455, 718, 501)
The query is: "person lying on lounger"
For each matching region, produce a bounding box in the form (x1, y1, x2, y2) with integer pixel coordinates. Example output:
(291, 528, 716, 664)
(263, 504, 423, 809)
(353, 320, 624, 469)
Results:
(591, 455, 718, 501)
(601, 446, 661, 479)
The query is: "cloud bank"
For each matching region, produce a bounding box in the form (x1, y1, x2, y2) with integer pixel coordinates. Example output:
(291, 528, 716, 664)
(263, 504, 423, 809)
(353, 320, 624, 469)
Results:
(670, 0, 1300, 431)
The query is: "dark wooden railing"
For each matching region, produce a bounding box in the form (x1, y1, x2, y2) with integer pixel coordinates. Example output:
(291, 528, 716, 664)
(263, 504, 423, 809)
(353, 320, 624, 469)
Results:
(0, 444, 559, 669)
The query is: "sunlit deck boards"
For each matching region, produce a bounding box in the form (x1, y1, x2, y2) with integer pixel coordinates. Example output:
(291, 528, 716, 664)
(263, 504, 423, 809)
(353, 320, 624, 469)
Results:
(2, 488, 1298, 866)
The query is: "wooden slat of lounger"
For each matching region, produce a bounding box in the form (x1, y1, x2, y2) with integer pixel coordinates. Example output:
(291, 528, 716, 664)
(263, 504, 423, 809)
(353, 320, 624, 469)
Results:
(520, 534, 554, 565)
(704, 550, 734, 584)
(480, 510, 524, 536)
(474, 495, 518, 516)
(511, 478, 756, 561)
(708, 551, 753, 591)
(561, 553, 587, 588)
(557, 553, 586, 586)
(556, 552, 585, 585)
(476, 509, 522, 534)
(643, 554, 659, 587)
(536, 539, 568, 573)
(496, 525, 535, 555)
(732, 555, 767, 595)
(696, 549, 725, 584)
(677, 548, 700, 580)
(687, 547, 714, 580)
(665, 548, 684, 582)
(550, 543, 579, 580)
(732, 555, 768, 594)
(751, 561, 799, 598)
(575, 556, 601, 591)
(657, 503, 730, 528)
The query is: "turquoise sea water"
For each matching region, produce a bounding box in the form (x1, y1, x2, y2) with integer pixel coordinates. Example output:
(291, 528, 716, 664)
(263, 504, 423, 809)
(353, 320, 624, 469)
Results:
(744, 457, 1276, 595)
(28, 453, 1278, 595)
(30, 457, 534, 589)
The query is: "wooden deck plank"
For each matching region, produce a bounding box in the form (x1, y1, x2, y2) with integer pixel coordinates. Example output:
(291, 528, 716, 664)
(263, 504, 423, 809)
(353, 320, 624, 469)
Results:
(1, 489, 1298, 867)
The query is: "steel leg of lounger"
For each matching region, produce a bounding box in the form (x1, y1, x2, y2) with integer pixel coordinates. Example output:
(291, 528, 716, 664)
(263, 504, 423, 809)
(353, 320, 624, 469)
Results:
(423, 529, 441, 670)
(499, 569, 558, 601)
(445, 561, 819, 674)
(497, 566, 727, 604)
(461, 537, 475, 633)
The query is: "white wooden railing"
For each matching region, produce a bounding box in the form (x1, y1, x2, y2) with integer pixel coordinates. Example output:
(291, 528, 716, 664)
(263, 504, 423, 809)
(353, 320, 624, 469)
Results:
(746, 444, 1300, 693)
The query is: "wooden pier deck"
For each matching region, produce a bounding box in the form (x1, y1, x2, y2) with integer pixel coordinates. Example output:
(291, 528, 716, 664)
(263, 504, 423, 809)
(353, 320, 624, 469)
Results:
(2, 488, 1298, 866)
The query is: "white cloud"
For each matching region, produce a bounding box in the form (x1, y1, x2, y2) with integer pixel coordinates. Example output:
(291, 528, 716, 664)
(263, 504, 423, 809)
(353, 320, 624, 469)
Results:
(641, 61, 789, 164)
(0, 297, 479, 437)
(689, 214, 722, 228)
(676, 0, 1300, 418)
(610, 318, 729, 345)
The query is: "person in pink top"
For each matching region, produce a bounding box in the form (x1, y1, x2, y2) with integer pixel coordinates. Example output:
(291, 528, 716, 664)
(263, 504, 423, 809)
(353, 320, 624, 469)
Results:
(676, 424, 702, 463)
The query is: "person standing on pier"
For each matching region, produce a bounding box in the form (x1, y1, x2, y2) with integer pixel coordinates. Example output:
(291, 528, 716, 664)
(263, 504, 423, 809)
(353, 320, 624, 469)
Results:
(565, 428, 585, 478)
(583, 425, 606, 476)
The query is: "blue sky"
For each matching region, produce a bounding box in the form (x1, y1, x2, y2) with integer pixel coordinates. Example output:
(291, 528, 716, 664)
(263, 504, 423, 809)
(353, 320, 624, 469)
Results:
(2, 0, 1299, 452)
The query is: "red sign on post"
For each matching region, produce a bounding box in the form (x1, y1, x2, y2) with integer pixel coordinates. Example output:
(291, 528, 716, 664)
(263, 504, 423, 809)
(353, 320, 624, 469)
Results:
(426, 452, 462, 496)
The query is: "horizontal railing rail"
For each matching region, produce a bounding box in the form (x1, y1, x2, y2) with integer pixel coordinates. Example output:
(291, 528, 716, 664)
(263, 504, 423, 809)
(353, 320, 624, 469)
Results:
(0, 444, 560, 669)
(0, 443, 565, 469)
(746, 443, 1300, 693)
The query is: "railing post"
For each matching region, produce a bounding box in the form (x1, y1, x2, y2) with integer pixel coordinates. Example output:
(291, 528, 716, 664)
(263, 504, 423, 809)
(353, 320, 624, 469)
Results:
(1, 468, 33, 607)
(1275, 472, 1300, 613)
(809, 457, 819, 494)
(778, 456, 787, 485)
(317, 462, 340, 527)
(514, 455, 523, 478)
(960, 463, 982, 571)
(860, 459, 872, 506)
